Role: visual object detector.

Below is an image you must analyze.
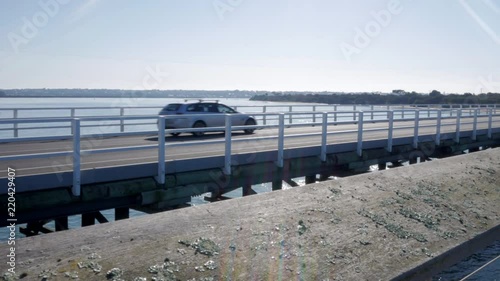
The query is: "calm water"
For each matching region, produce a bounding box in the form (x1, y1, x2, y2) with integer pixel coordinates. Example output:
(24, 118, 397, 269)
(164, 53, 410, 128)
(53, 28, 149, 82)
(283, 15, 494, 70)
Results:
(2, 97, 328, 138)
(0, 97, 461, 139)
(1, 97, 498, 279)
(433, 240, 500, 280)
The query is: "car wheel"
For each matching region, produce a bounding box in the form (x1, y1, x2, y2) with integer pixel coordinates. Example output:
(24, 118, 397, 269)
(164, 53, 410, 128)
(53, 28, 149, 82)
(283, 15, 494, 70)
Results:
(244, 118, 256, 134)
(192, 121, 206, 137)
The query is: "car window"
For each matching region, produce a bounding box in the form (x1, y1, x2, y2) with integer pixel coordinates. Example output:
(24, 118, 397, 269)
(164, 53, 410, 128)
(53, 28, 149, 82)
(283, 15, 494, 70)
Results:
(189, 104, 213, 112)
(186, 104, 199, 112)
(163, 104, 181, 111)
(217, 104, 236, 113)
(203, 104, 219, 113)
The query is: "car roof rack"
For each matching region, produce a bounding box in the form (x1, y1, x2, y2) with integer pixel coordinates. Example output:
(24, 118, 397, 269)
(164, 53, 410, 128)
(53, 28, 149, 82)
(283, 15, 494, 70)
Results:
(184, 99, 219, 103)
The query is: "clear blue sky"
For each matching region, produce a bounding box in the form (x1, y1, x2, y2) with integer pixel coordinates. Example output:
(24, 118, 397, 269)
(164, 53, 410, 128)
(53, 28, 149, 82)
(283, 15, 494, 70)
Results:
(0, 0, 499, 93)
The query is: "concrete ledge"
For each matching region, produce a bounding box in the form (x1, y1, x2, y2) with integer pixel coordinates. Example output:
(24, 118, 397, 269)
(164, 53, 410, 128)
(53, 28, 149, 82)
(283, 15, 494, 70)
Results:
(1, 149, 499, 280)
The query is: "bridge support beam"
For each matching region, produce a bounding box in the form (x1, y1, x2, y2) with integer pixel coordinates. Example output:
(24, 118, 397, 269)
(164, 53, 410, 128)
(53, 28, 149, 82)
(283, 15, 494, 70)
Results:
(318, 173, 330, 181)
(55, 217, 68, 231)
(378, 162, 387, 170)
(284, 178, 300, 187)
(390, 161, 404, 168)
(272, 179, 283, 191)
(409, 157, 418, 165)
(94, 212, 108, 224)
(305, 175, 316, 184)
(469, 147, 479, 153)
(20, 221, 53, 236)
(409, 150, 426, 165)
(272, 168, 283, 191)
(82, 211, 108, 227)
(115, 207, 129, 221)
(242, 184, 257, 196)
(82, 213, 95, 227)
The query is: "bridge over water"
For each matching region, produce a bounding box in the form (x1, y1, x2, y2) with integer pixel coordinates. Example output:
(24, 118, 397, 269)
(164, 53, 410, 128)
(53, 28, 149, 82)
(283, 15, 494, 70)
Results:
(0, 104, 499, 235)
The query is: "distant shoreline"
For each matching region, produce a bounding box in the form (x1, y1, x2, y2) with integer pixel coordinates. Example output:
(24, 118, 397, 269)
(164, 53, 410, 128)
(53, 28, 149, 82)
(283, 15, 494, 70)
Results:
(250, 92, 500, 105)
(0, 96, 240, 99)
(0, 89, 257, 99)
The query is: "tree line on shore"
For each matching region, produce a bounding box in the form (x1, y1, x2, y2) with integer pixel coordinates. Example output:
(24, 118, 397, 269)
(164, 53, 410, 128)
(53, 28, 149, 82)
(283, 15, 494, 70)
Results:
(250, 91, 500, 105)
(0, 89, 257, 98)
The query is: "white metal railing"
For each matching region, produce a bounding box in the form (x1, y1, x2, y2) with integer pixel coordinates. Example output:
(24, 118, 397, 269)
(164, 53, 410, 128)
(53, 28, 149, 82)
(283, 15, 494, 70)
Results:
(0, 108, 492, 143)
(0, 108, 499, 196)
(0, 104, 497, 139)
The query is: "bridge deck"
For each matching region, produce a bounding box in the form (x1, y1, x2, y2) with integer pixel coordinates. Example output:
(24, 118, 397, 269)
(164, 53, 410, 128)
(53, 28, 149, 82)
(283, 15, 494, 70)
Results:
(0, 117, 497, 181)
(1, 148, 498, 280)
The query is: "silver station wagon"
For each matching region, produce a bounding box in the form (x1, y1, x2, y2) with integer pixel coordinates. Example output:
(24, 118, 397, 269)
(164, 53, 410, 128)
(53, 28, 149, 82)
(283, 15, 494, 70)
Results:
(158, 100, 257, 136)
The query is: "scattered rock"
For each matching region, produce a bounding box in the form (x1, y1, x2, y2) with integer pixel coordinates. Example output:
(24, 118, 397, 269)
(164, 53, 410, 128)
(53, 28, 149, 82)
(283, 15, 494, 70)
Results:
(88, 253, 101, 260)
(204, 260, 217, 270)
(78, 260, 102, 273)
(64, 271, 79, 279)
(195, 266, 205, 272)
(38, 269, 58, 280)
(106, 268, 123, 280)
(297, 220, 308, 236)
(178, 237, 220, 256)
(1, 272, 16, 281)
(148, 261, 180, 280)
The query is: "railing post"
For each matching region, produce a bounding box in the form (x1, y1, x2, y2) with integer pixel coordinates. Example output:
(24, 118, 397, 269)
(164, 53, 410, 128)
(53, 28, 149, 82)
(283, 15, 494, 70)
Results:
(312, 106, 317, 123)
(263, 106, 267, 125)
(334, 105, 338, 122)
(353, 105, 357, 121)
(120, 108, 125, 132)
(455, 109, 462, 143)
(277, 113, 285, 168)
(289, 106, 293, 124)
(320, 112, 328, 162)
(157, 116, 166, 184)
(435, 110, 442, 146)
(402, 105, 405, 119)
(387, 111, 394, 152)
(488, 108, 493, 139)
(13, 109, 18, 138)
(72, 119, 81, 196)
(413, 110, 419, 149)
(357, 111, 363, 157)
(224, 114, 232, 175)
(472, 109, 478, 141)
(370, 105, 374, 120)
(70, 108, 76, 134)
